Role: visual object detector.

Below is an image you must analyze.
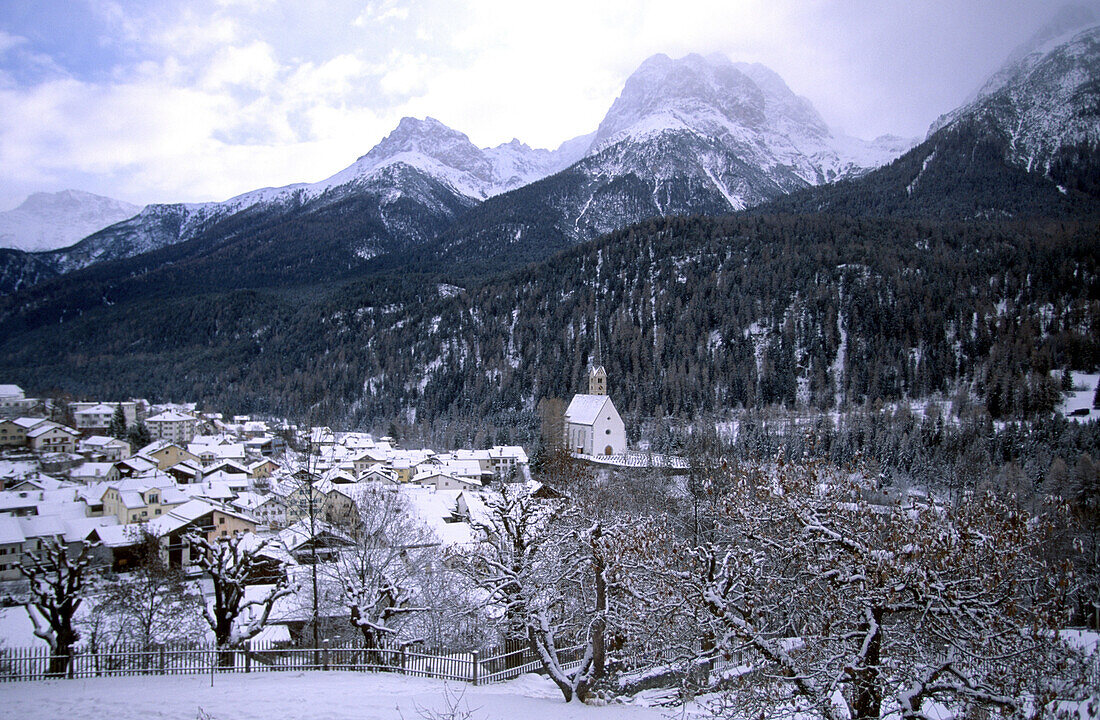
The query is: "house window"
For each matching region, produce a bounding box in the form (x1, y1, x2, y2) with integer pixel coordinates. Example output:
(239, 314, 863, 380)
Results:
(219, 517, 225, 524)
(605, 429, 611, 435)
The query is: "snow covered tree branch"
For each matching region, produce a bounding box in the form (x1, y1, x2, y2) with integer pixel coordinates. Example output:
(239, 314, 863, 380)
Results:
(188, 532, 292, 665)
(19, 539, 97, 677)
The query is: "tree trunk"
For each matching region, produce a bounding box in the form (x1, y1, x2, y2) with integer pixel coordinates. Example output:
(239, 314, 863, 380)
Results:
(851, 607, 883, 720)
(591, 537, 607, 682)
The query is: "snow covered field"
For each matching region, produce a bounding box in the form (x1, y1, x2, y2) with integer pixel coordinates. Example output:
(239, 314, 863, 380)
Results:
(3, 671, 675, 720)
(1059, 373, 1099, 423)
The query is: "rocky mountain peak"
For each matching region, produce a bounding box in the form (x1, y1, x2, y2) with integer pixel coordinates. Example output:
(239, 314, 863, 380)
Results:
(589, 53, 831, 153)
(356, 116, 495, 184)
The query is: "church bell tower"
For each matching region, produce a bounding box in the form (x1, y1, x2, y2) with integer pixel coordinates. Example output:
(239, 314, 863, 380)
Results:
(588, 365, 607, 395)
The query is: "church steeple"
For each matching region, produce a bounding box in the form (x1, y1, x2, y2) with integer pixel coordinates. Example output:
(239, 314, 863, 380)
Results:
(588, 365, 607, 395)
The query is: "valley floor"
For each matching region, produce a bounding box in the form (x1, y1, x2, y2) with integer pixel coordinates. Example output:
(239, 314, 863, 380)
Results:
(3, 670, 677, 720)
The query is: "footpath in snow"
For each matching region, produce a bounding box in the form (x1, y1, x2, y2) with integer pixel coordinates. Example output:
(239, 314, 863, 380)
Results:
(3, 670, 677, 720)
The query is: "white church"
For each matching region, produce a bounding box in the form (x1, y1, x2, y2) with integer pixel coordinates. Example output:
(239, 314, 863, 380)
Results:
(563, 366, 627, 456)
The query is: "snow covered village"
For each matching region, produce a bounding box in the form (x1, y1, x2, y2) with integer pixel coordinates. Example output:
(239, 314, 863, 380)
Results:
(2, 2, 1100, 720)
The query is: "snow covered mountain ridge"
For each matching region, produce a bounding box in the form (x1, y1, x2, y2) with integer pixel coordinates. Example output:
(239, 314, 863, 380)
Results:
(0, 190, 143, 252)
(928, 8, 1100, 176)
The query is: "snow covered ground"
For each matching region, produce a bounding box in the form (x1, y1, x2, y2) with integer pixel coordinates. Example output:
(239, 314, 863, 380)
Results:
(1059, 373, 1099, 423)
(3, 671, 675, 720)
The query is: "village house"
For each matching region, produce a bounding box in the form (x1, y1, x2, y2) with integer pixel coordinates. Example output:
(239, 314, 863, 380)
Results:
(70, 400, 144, 429)
(349, 449, 387, 477)
(25, 421, 81, 455)
(101, 476, 189, 523)
(0, 418, 30, 447)
(0, 385, 38, 418)
(139, 440, 201, 470)
(70, 462, 121, 484)
(230, 491, 287, 528)
(563, 366, 627, 456)
(71, 403, 118, 434)
(145, 410, 198, 444)
(79, 435, 131, 462)
(413, 468, 482, 492)
(248, 458, 280, 480)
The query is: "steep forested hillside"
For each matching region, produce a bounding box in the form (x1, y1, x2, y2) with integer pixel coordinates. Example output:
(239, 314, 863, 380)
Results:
(761, 120, 1100, 221)
(2, 214, 1095, 431)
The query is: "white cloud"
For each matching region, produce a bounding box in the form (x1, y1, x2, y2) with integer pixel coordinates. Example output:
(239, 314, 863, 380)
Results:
(0, 30, 29, 55)
(353, 1, 411, 27)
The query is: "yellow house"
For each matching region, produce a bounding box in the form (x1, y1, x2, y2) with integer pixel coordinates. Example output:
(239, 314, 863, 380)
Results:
(101, 481, 188, 524)
(140, 441, 201, 470)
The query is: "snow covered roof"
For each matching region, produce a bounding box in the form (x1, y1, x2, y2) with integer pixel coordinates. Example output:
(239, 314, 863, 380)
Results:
(119, 455, 159, 472)
(139, 439, 180, 455)
(0, 385, 24, 398)
(12, 417, 46, 429)
(82, 435, 127, 448)
(0, 516, 24, 545)
(74, 403, 116, 415)
(18, 515, 65, 540)
(564, 394, 611, 426)
(27, 421, 78, 438)
(146, 410, 195, 423)
(72, 462, 116, 478)
(90, 523, 143, 547)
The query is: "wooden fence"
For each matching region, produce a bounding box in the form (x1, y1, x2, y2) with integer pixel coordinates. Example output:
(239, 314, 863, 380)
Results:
(0, 637, 587, 685)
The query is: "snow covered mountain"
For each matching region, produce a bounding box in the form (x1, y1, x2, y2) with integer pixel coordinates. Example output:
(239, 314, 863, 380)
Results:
(929, 7, 1100, 177)
(586, 54, 905, 196)
(25, 117, 594, 280)
(0, 190, 142, 252)
(1, 53, 917, 292)
(417, 53, 914, 273)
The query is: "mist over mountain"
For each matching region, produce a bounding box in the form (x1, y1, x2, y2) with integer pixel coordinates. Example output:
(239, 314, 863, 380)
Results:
(0, 190, 142, 253)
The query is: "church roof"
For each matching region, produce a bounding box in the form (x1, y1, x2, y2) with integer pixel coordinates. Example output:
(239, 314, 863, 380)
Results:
(564, 394, 612, 426)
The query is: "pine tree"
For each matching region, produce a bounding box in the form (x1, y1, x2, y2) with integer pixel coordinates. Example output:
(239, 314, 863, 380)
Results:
(1093, 377, 1100, 409)
(108, 404, 127, 439)
(127, 420, 152, 449)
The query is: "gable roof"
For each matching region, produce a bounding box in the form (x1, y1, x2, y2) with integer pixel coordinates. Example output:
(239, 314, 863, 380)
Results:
(564, 394, 611, 426)
(26, 422, 78, 438)
(74, 403, 116, 415)
(146, 410, 194, 423)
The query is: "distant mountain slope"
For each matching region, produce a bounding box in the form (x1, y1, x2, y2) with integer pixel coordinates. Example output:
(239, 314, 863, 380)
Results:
(930, 14, 1100, 181)
(0, 190, 142, 252)
(761, 119, 1100, 221)
(0, 117, 590, 294)
(0, 53, 910, 294)
(762, 16, 1100, 221)
(405, 53, 910, 278)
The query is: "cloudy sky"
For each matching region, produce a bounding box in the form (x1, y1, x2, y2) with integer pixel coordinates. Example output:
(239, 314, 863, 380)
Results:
(0, 0, 1095, 210)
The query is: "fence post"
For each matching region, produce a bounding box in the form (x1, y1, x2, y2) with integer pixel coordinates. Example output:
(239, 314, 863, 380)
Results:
(472, 650, 479, 686)
(322, 639, 330, 671)
(400, 643, 407, 675)
(245, 641, 251, 673)
(158, 642, 166, 673)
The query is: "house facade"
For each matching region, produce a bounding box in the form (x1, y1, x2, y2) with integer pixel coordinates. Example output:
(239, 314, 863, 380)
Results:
(145, 411, 198, 444)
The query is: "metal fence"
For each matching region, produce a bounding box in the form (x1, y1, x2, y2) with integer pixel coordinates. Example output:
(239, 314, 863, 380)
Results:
(0, 637, 587, 685)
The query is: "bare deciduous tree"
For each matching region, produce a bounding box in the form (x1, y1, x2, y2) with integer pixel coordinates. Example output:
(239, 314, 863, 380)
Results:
(20, 539, 96, 677)
(189, 532, 292, 666)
